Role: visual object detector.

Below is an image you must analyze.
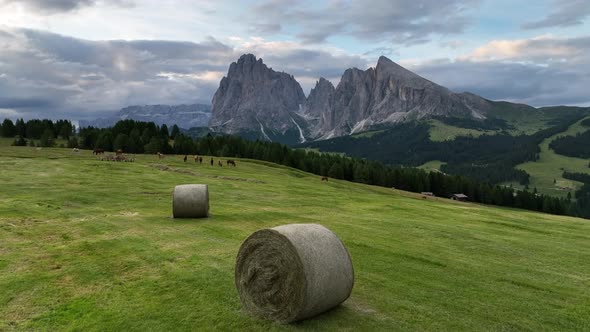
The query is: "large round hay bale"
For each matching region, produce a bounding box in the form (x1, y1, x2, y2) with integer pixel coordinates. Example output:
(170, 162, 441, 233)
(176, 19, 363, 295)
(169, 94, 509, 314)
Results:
(172, 184, 209, 218)
(235, 223, 354, 323)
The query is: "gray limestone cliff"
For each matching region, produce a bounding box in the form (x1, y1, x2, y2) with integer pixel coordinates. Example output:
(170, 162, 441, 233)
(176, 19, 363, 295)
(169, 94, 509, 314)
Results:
(210, 54, 492, 142)
(314, 56, 490, 138)
(209, 54, 307, 141)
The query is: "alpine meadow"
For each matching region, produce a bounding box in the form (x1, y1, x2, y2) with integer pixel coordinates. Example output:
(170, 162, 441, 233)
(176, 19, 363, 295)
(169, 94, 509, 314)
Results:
(1, 0, 590, 331)
(1, 143, 590, 331)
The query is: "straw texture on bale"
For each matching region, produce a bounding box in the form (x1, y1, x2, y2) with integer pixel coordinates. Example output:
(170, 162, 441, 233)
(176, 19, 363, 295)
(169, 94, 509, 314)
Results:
(172, 184, 209, 218)
(235, 223, 354, 323)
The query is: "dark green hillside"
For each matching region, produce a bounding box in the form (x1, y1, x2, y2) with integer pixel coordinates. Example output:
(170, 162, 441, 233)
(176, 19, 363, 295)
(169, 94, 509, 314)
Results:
(549, 130, 590, 158)
(301, 123, 576, 185)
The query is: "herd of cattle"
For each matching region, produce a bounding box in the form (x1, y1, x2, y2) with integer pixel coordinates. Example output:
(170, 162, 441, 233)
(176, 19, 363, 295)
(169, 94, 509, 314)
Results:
(91, 148, 237, 167)
(72, 148, 336, 182)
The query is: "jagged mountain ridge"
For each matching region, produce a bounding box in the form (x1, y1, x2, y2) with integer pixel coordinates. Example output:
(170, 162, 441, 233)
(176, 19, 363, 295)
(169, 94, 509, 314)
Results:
(210, 54, 494, 143)
(314, 56, 489, 139)
(79, 104, 211, 129)
(209, 54, 308, 143)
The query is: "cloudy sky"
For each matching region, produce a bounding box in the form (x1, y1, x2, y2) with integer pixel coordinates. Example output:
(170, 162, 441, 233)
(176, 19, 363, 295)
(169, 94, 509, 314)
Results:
(0, 0, 589, 120)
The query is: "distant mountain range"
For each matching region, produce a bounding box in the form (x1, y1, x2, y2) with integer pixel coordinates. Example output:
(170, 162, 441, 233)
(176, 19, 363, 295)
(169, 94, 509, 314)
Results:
(209, 54, 502, 144)
(79, 104, 211, 129)
(81, 54, 587, 147)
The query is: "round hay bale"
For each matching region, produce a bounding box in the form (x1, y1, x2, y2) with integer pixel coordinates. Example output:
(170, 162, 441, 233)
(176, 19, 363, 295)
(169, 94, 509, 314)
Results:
(172, 184, 209, 218)
(235, 223, 354, 323)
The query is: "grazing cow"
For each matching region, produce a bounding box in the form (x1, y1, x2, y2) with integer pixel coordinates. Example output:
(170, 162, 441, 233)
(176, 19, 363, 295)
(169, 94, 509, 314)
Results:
(218, 160, 223, 167)
(199, 157, 203, 164)
(210, 158, 214, 166)
(321, 176, 329, 181)
(116, 149, 124, 155)
(72, 148, 79, 153)
(183, 155, 188, 162)
(93, 148, 105, 155)
(157, 152, 165, 160)
(227, 159, 236, 167)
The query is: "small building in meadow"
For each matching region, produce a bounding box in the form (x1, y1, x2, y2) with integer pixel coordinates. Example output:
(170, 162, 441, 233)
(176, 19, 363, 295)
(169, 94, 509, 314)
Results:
(451, 193, 468, 201)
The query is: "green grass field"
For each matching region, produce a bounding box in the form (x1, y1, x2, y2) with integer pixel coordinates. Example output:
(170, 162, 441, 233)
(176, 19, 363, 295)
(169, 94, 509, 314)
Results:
(417, 160, 446, 173)
(511, 116, 590, 197)
(351, 130, 386, 139)
(1, 146, 590, 331)
(428, 120, 494, 142)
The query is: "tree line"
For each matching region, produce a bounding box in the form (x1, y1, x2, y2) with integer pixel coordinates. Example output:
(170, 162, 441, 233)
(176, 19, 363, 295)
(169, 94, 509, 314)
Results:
(2, 118, 74, 147)
(2, 118, 585, 219)
(562, 172, 590, 218)
(549, 130, 590, 159)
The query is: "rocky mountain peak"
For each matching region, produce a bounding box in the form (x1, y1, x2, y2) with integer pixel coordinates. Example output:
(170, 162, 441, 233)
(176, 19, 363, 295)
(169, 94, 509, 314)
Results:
(375, 56, 446, 91)
(302, 78, 336, 137)
(209, 54, 492, 143)
(209, 54, 307, 143)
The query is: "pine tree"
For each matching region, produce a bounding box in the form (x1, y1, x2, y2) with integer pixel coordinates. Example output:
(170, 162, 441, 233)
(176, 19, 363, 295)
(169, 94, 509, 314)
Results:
(1, 119, 16, 137)
(12, 136, 27, 146)
(113, 133, 129, 151)
(39, 129, 55, 147)
(171, 124, 180, 139)
(15, 119, 26, 137)
(160, 124, 169, 139)
(67, 137, 79, 149)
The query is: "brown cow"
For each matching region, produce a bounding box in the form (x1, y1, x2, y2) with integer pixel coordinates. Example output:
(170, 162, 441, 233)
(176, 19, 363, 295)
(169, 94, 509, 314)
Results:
(321, 176, 329, 181)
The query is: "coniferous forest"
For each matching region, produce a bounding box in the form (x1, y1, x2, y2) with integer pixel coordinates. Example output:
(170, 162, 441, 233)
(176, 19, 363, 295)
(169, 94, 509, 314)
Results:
(2, 118, 585, 219)
(300, 121, 586, 186)
(549, 130, 590, 158)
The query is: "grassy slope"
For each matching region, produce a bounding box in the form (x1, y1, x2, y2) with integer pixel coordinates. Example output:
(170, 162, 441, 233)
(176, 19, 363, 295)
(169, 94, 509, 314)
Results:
(428, 120, 494, 142)
(351, 130, 386, 139)
(1, 146, 590, 331)
(428, 103, 546, 142)
(511, 116, 590, 197)
(417, 160, 446, 172)
(429, 105, 590, 142)
(485, 102, 547, 135)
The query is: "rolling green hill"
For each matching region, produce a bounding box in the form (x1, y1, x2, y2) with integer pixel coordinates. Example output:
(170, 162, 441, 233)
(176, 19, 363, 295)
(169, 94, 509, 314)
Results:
(1, 145, 589, 331)
(511, 116, 590, 198)
(302, 107, 590, 199)
(429, 105, 589, 141)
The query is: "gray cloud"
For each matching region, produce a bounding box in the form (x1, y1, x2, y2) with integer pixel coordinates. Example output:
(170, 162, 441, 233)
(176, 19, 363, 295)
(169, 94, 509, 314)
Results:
(0, 0, 133, 14)
(411, 60, 590, 107)
(0, 28, 232, 120)
(250, 0, 480, 45)
(2, 25, 588, 123)
(523, 0, 590, 29)
(0, 27, 367, 120)
(404, 35, 590, 106)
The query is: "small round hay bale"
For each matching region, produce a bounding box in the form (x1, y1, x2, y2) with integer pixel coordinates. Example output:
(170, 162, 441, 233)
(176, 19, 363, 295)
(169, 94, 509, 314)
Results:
(235, 223, 354, 323)
(172, 184, 209, 218)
